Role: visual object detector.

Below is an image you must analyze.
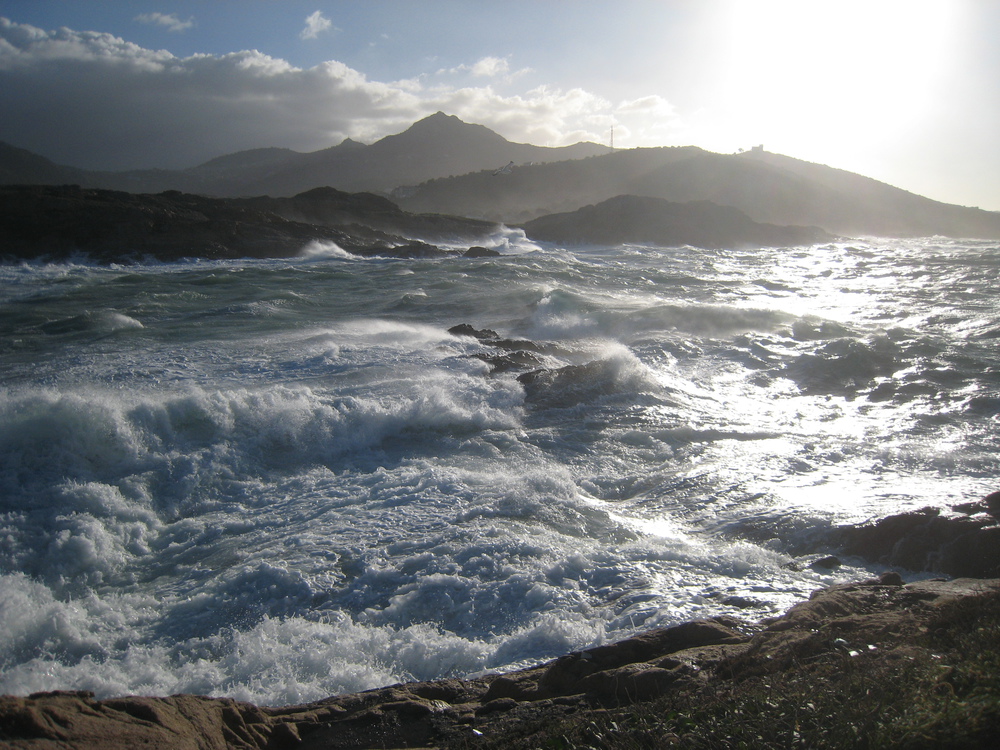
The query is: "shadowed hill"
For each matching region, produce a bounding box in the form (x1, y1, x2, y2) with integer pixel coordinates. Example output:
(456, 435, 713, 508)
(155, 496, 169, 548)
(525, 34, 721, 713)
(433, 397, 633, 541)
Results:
(396, 146, 1000, 239)
(520, 194, 832, 248)
(0, 113, 607, 197)
(0, 141, 89, 186)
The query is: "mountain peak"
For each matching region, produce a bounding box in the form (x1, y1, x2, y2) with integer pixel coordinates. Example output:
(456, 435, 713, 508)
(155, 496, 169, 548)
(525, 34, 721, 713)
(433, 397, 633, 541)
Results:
(404, 111, 481, 134)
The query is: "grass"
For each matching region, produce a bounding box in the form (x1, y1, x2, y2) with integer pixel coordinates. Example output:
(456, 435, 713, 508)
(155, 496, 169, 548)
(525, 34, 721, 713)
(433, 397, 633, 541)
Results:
(451, 589, 1000, 749)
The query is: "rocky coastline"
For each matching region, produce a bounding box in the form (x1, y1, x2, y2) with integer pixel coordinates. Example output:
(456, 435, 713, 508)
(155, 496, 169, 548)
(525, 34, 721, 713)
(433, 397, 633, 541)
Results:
(0, 184, 839, 266)
(2, 482, 999, 748)
(2, 574, 997, 749)
(0, 185, 497, 264)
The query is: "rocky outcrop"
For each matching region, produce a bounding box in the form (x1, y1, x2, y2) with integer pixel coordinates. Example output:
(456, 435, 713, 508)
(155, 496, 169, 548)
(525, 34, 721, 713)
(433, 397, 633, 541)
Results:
(832, 502, 1000, 578)
(0, 185, 496, 264)
(519, 195, 832, 248)
(2, 577, 996, 749)
(241, 186, 496, 242)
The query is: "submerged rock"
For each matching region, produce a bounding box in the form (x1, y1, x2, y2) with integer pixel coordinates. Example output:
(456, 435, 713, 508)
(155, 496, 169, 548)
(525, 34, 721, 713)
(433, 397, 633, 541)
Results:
(463, 245, 502, 257)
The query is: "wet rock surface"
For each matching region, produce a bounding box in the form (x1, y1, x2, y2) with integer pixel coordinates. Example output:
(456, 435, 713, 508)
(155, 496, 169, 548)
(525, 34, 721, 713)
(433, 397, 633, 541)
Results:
(2, 577, 996, 749)
(832, 503, 1000, 578)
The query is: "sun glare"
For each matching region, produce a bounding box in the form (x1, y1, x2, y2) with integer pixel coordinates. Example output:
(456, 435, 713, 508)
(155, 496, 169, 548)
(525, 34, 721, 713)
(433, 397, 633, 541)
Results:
(700, 0, 962, 162)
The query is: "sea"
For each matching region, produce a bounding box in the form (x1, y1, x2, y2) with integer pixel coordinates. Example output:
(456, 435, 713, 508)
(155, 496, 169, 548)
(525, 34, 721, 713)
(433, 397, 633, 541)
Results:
(1, 231, 998, 706)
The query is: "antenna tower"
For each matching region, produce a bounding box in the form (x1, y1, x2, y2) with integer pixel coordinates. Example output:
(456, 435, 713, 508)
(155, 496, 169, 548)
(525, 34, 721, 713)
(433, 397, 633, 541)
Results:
(610, 125, 615, 151)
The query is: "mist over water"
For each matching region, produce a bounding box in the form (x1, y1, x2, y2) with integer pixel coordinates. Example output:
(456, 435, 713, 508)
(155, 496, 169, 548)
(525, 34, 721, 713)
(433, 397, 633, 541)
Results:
(1, 235, 998, 705)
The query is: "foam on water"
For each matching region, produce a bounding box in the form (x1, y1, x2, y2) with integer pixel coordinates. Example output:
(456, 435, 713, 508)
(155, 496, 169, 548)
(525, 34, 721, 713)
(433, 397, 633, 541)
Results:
(1, 239, 998, 705)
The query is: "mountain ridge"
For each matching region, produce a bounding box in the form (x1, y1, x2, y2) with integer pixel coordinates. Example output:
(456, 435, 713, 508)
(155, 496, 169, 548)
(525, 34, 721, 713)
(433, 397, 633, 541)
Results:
(396, 145, 1000, 239)
(2, 113, 999, 240)
(0, 112, 607, 198)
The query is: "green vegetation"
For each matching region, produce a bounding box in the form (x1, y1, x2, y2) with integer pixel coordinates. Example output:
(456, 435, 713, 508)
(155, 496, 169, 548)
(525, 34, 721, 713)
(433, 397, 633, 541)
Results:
(454, 590, 1000, 749)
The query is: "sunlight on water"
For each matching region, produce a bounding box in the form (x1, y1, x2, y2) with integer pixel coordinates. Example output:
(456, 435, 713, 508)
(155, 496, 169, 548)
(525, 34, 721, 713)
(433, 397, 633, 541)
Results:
(1, 237, 998, 704)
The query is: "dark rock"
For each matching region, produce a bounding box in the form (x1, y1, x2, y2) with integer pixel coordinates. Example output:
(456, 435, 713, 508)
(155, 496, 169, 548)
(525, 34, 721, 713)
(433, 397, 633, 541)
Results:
(0, 184, 487, 264)
(482, 673, 542, 702)
(448, 324, 500, 340)
(879, 571, 905, 586)
(984, 490, 1000, 520)
(537, 619, 745, 697)
(464, 245, 501, 257)
(577, 664, 687, 704)
(476, 350, 543, 374)
(833, 505, 1000, 577)
(350, 239, 450, 258)
(810, 555, 842, 570)
(475, 698, 519, 716)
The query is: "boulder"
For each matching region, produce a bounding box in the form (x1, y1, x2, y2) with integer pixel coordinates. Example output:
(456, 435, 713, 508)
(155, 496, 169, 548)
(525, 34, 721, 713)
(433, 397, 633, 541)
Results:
(832, 502, 1000, 577)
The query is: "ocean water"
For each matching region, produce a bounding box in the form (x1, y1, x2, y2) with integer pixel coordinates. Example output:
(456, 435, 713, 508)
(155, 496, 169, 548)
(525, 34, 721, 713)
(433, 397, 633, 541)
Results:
(1, 232, 998, 706)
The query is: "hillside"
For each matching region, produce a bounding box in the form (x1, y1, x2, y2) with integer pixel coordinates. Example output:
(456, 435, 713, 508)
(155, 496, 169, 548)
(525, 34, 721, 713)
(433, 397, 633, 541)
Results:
(396, 146, 1000, 239)
(520, 194, 831, 248)
(4, 112, 999, 240)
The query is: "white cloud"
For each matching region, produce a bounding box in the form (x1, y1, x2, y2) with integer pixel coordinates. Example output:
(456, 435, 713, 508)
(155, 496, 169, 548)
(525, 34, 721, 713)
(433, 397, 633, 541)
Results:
(0, 18, 675, 170)
(300, 11, 334, 40)
(470, 56, 509, 77)
(135, 12, 194, 33)
(436, 55, 530, 82)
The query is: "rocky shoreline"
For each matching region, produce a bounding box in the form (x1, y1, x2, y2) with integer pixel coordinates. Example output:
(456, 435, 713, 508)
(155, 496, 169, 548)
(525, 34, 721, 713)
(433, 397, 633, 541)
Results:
(0, 185, 497, 264)
(2, 574, 998, 749)
(0, 184, 841, 266)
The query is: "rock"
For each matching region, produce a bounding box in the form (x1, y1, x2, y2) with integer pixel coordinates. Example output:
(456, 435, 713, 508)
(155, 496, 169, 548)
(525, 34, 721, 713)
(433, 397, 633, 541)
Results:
(350, 239, 449, 258)
(537, 619, 746, 698)
(475, 698, 519, 716)
(464, 245, 501, 257)
(577, 663, 688, 704)
(810, 555, 842, 570)
(448, 324, 500, 340)
(2, 578, 998, 749)
(0, 185, 487, 264)
(833, 503, 1000, 577)
(985, 490, 1000, 520)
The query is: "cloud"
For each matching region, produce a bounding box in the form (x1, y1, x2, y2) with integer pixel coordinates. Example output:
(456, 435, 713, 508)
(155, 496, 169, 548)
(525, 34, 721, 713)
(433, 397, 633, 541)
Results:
(437, 55, 531, 82)
(0, 18, 675, 170)
(470, 56, 509, 77)
(135, 12, 194, 33)
(300, 11, 334, 40)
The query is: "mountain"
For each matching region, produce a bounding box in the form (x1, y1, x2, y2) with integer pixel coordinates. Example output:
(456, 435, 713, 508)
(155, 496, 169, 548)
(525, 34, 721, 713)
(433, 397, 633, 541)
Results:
(395, 146, 1000, 239)
(4, 113, 999, 240)
(0, 113, 607, 197)
(0, 141, 89, 186)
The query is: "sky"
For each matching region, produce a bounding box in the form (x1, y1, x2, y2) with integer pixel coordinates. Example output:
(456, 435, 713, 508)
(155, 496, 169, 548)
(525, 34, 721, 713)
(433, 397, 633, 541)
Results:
(0, 0, 997, 210)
